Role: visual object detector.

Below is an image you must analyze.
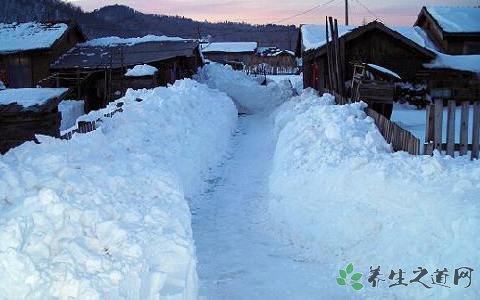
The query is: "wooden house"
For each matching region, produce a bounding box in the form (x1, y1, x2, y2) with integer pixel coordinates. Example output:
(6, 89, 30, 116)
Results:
(0, 21, 86, 88)
(201, 42, 257, 68)
(415, 6, 480, 55)
(48, 37, 203, 112)
(0, 88, 69, 154)
(298, 21, 436, 91)
(298, 20, 480, 102)
(250, 47, 298, 74)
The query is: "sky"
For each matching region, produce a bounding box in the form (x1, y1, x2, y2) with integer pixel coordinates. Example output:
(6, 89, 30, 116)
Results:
(66, 0, 479, 26)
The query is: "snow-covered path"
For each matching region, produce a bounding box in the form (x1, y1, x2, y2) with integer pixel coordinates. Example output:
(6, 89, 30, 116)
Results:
(191, 114, 325, 299)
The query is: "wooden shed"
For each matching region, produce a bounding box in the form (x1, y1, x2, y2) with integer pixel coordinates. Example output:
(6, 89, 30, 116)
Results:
(415, 6, 480, 55)
(47, 37, 203, 112)
(0, 21, 86, 88)
(0, 88, 69, 154)
(201, 42, 257, 68)
(298, 21, 436, 92)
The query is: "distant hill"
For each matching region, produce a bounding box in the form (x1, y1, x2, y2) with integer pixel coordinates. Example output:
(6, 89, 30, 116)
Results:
(0, 1, 298, 50)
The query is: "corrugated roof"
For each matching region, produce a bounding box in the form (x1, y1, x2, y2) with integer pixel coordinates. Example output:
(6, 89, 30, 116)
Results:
(0, 22, 69, 54)
(51, 40, 199, 70)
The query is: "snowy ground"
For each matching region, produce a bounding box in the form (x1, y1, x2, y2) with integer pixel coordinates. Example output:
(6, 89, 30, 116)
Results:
(192, 114, 331, 299)
(0, 79, 236, 299)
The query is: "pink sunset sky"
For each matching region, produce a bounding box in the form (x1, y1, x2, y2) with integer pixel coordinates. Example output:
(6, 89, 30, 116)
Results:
(66, 0, 479, 25)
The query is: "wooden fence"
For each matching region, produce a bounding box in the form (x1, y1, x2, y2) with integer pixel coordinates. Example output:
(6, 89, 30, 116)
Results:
(60, 101, 129, 140)
(332, 91, 421, 155)
(424, 98, 480, 159)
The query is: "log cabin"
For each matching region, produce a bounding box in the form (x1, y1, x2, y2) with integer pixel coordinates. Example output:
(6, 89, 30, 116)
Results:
(48, 36, 203, 112)
(415, 6, 480, 55)
(0, 21, 86, 88)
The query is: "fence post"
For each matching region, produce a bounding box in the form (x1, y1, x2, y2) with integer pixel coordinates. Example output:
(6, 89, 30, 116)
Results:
(433, 98, 444, 153)
(472, 101, 480, 160)
(424, 104, 434, 155)
(446, 100, 456, 157)
(460, 101, 469, 156)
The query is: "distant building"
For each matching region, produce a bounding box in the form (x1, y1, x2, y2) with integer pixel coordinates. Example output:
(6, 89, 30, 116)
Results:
(0, 21, 86, 88)
(415, 6, 480, 54)
(250, 47, 298, 74)
(48, 36, 203, 111)
(201, 42, 257, 68)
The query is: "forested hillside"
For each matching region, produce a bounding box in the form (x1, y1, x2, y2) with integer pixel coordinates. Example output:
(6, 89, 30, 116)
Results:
(0, 0, 298, 50)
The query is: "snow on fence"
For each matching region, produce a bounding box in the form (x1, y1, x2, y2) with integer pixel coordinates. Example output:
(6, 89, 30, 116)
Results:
(60, 101, 129, 140)
(424, 97, 480, 159)
(333, 91, 421, 155)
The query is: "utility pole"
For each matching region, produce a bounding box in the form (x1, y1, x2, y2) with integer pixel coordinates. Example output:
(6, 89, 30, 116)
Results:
(345, 0, 349, 25)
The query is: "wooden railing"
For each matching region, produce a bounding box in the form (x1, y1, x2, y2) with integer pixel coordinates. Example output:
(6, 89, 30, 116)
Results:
(424, 98, 480, 159)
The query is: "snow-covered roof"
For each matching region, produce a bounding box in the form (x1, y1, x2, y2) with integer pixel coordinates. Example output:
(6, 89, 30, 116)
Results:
(125, 64, 158, 77)
(81, 35, 190, 47)
(201, 42, 258, 53)
(301, 22, 480, 73)
(367, 64, 402, 79)
(0, 22, 69, 54)
(0, 88, 69, 109)
(300, 24, 355, 52)
(425, 6, 480, 34)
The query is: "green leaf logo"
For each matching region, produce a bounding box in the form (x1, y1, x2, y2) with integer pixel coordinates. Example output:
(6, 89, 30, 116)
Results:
(336, 263, 364, 291)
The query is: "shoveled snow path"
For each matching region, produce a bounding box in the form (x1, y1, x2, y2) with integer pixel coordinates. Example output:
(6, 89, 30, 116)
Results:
(191, 114, 325, 299)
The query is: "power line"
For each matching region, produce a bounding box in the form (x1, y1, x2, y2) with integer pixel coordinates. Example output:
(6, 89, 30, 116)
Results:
(276, 0, 340, 23)
(354, 0, 384, 22)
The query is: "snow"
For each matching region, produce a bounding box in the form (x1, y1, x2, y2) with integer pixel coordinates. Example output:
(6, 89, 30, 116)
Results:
(0, 88, 68, 109)
(300, 24, 355, 51)
(0, 22, 68, 54)
(425, 52, 480, 73)
(201, 42, 257, 53)
(195, 63, 292, 114)
(426, 6, 480, 33)
(269, 89, 480, 299)
(81, 35, 189, 47)
(367, 63, 402, 79)
(0, 79, 237, 299)
(124, 64, 158, 77)
(301, 23, 480, 73)
(58, 100, 85, 131)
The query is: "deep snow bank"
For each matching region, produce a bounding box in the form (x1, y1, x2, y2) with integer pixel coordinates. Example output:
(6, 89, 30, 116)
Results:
(195, 63, 292, 114)
(269, 89, 480, 299)
(0, 79, 237, 299)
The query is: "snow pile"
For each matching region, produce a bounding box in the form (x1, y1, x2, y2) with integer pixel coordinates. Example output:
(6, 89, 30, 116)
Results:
(0, 79, 237, 299)
(125, 64, 158, 77)
(58, 100, 85, 131)
(0, 22, 68, 54)
(81, 35, 189, 47)
(269, 90, 480, 299)
(0, 88, 68, 109)
(195, 63, 293, 113)
(201, 42, 257, 53)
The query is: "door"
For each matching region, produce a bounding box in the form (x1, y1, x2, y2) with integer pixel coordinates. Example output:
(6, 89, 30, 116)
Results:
(6, 55, 32, 87)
